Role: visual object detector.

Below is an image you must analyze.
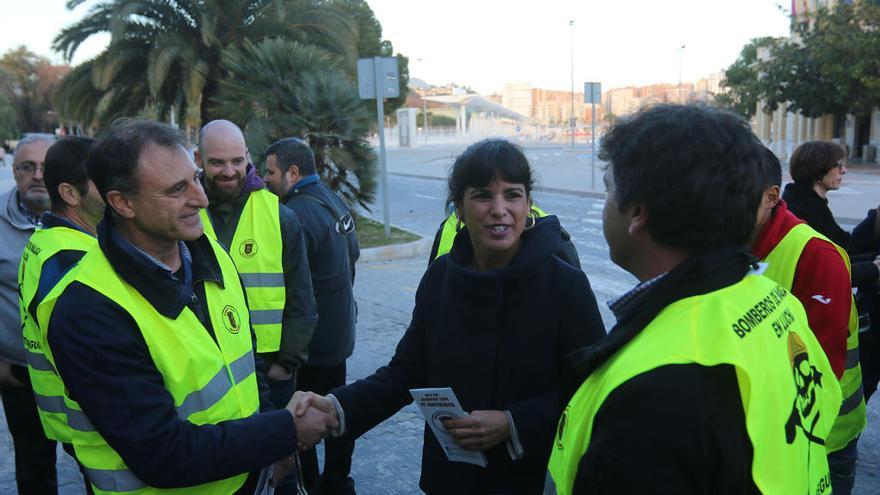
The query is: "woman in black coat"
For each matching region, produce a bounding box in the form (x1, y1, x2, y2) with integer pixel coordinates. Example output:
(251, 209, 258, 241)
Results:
(296, 139, 606, 494)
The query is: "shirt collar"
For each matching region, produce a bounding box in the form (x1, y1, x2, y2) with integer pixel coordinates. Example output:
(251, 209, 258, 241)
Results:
(607, 272, 668, 320)
(39, 211, 94, 236)
(290, 174, 321, 193)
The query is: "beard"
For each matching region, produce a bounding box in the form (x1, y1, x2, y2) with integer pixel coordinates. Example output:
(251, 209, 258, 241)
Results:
(22, 187, 50, 213)
(206, 173, 244, 201)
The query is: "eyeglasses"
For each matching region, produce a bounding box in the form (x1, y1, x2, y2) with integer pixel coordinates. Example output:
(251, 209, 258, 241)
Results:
(15, 162, 43, 174)
(836, 160, 848, 171)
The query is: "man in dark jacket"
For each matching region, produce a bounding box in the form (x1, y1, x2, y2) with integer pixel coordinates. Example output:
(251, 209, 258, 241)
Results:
(196, 120, 317, 410)
(544, 105, 840, 494)
(41, 120, 335, 493)
(264, 137, 360, 495)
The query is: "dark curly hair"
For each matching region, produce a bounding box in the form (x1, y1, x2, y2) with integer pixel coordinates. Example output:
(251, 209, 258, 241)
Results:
(599, 104, 765, 254)
(447, 139, 534, 206)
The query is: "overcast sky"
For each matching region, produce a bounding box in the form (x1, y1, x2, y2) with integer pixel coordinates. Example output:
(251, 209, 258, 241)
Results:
(1, 0, 792, 94)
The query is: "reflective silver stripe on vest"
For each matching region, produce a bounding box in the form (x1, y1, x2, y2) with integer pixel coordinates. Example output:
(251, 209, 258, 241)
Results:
(34, 393, 66, 413)
(840, 384, 865, 415)
(250, 309, 283, 325)
(229, 352, 256, 384)
(239, 273, 285, 288)
(34, 393, 97, 431)
(175, 352, 256, 420)
(845, 347, 859, 370)
(85, 467, 146, 492)
(176, 366, 232, 420)
(544, 472, 558, 495)
(26, 350, 54, 372)
(67, 408, 96, 432)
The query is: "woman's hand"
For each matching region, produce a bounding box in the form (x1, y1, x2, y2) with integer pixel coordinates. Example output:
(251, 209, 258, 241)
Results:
(442, 410, 510, 451)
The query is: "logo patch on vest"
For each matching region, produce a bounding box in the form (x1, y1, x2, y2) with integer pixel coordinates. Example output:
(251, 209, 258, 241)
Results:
(785, 332, 826, 446)
(555, 405, 569, 450)
(222, 305, 241, 334)
(239, 239, 258, 258)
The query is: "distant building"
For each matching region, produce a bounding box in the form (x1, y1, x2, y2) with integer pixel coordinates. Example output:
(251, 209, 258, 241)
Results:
(753, 0, 878, 161)
(502, 82, 534, 118)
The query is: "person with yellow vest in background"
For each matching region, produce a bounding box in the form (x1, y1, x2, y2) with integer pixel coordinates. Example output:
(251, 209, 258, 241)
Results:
(36, 119, 337, 494)
(18, 136, 102, 494)
(751, 147, 865, 495)
(545, 105, 841, 495)
(429, 202, 582, 269)
(195, 121, 317, 416)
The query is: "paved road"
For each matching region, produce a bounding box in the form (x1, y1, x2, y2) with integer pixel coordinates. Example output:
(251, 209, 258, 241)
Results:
(382, 143, 880, 224)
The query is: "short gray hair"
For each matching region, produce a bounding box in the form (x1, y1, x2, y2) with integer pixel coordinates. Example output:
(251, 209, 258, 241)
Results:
(14, 134, 56, 156)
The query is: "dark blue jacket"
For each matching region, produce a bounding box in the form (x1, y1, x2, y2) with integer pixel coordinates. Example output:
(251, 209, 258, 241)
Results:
(332, 216, 605, 494)
(281, 176, 359, 366)
(47, 212, 296, 489)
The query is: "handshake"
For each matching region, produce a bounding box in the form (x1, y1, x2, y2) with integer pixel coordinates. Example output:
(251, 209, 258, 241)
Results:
(285, 391, 339, 451)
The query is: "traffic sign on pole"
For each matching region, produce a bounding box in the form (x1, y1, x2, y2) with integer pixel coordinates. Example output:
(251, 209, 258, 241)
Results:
(584, 82, 601, 190)
(357, 57, 400, 238)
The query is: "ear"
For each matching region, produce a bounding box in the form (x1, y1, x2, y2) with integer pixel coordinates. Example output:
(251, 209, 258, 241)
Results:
(286, 165, 300, 183)
(627, 203, 650, 236)
(57, 183, 82, 208)
(764, 185, 781, 209)
(193, 150, 202, 166)
(105, 190, 136, 219)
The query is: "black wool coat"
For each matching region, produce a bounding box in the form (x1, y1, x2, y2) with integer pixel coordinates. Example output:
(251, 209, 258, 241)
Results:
(332, 216, 606, 494)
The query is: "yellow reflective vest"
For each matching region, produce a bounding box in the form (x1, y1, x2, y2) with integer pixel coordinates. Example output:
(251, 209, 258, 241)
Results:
(37, 238, 259, 494)
(434, 205, 548, 260)
(546, 273, 840, 495)
(762, 222, 866, 452)
(200, 189, 285, 353)
(18, 223, 95, 442)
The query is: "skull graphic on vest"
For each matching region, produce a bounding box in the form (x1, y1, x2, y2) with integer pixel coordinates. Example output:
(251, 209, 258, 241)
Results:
(785, 332, 825, 446)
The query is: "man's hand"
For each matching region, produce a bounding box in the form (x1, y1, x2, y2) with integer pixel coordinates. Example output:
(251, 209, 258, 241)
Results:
(289, 391, 336, 417)
(286, 391, 339, 451)
(267, 363, 293, 381)
(0, 360, 23, 390)
(442, 410, 510, 451)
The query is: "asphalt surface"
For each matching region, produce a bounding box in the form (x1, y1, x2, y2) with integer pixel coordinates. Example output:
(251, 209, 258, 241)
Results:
(2, 145, 880, 493)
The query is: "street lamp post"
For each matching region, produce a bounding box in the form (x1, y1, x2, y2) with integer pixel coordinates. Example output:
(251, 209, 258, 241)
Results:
(570, 20, 575, 148)
(677, 44, 686, 104)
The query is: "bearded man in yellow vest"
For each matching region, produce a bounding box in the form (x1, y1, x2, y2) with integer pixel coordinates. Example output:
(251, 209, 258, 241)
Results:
(545, 105, 841, 495)
(37, 119, 337, 494)
(195, 120, 317, 412)
(751, 147, 865, 495)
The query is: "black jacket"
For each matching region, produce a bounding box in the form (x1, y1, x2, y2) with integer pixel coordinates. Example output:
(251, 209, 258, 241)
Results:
(281, 177, 359, 366)
(783, 182, 880, 287)
(204, 186, 318, 371)
(565, 248, 761, 494)
(783, 182, 850, 247)
(333, 216, 605, 494)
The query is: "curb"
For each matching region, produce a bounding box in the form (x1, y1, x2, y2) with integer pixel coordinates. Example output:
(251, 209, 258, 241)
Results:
(358, 236, 432, 263)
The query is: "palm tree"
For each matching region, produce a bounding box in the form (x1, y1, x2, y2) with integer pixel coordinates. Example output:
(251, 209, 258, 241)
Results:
(213, 38, 376, 208)
(53, 0, 357, 129)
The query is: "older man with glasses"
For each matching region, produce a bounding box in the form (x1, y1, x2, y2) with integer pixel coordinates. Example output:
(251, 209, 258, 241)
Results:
(0, 134, 58, 494)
